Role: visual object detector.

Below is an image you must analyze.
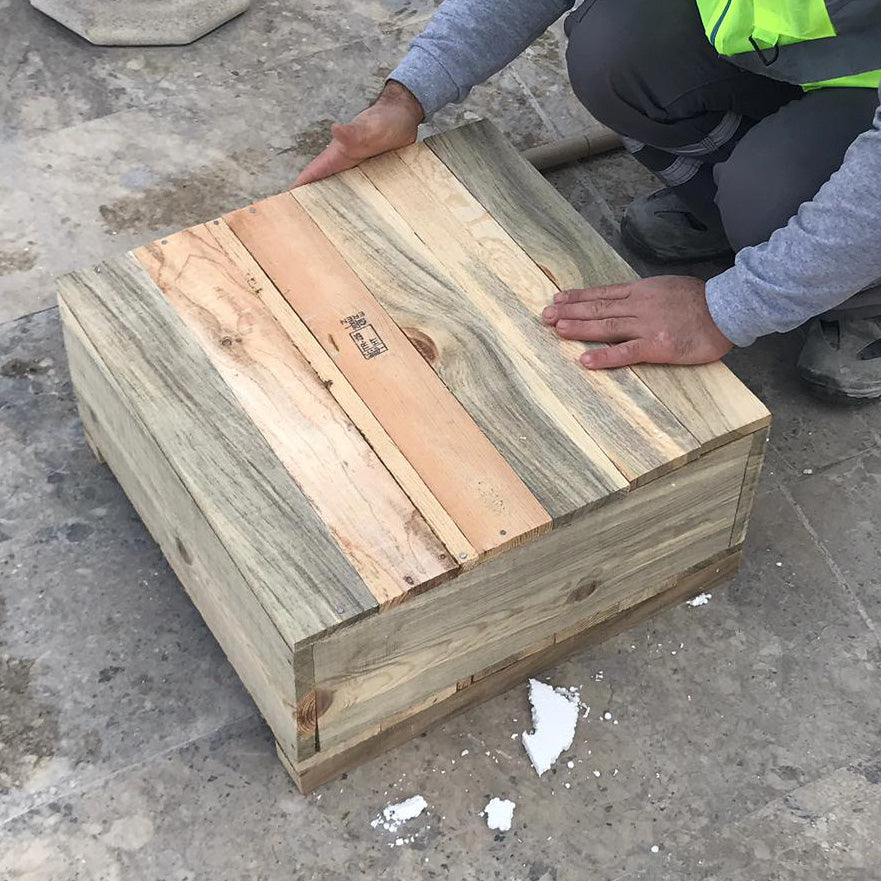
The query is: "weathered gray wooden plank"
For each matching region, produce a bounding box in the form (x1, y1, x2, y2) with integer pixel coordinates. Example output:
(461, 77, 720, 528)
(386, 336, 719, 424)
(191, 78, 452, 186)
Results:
(426, 120, 771, 449)
(58, 253, 377, 647)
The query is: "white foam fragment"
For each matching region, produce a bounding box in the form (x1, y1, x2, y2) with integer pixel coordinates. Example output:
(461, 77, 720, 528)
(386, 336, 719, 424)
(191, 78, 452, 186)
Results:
(484, 797, 516, 831)
(521, 679, 580, 776)
(687, 592, 712, 607)
(371, 795, 428, 833)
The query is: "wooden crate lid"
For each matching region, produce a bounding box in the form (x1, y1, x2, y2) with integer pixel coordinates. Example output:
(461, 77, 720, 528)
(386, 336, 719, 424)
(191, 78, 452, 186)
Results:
(57, 120, 768, 649)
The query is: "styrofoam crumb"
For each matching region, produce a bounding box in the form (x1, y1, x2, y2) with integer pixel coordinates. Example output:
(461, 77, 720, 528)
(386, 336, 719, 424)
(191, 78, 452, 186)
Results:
(483, 797, 516, 831)
(371, 795, 428, 833)
(687, 592, 712, 607)
(521, 679, 580, 776)
(460, 749, 469, 757)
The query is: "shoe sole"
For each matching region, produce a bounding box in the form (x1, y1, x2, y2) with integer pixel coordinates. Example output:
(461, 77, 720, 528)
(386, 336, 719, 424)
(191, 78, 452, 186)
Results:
(798, 375, 881, 404)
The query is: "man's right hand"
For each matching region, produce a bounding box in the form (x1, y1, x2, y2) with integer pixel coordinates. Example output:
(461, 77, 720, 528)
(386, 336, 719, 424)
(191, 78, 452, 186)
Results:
(293, 81, 425, 187)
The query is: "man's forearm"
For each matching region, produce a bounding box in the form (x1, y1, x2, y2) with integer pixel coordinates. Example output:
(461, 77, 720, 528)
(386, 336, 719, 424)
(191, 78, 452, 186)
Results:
(390, 0, 575, 116)
(706, 91, 881, 347)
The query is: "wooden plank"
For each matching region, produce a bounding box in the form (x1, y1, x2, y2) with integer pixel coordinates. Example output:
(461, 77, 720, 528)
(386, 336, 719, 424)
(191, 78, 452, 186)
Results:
(60, 299, 306, 761)
(283, 548, 742, 793)
(426, 120, 771, 448)
(359, 148, 700, 485)
(58, 253, 377, 646)
(135, 223, 456, 605)
(731, 427, 768, 546)
(312, 435, 750, 749)
(189, 221, 477, 571)
(293, 173, 629, 524)
(223, 197, 549, 557)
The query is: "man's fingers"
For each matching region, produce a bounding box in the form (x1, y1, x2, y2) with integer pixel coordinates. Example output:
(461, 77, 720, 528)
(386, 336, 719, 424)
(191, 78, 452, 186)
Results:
(554, 317, 638, 342)
(293, 141, 357, 187)
(554, 283, 633, 305)
(543, 299, 634, 325)
(580, 339, 660, 369)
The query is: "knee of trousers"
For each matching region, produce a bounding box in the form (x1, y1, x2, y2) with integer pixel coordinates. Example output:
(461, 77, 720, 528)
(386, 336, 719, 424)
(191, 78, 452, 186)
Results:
(565, 4, 654, 132)
(714, 149, 809, 252)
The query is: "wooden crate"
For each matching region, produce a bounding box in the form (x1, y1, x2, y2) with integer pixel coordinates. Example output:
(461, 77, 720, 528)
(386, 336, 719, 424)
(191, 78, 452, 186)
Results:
(57, 120, 769, 792)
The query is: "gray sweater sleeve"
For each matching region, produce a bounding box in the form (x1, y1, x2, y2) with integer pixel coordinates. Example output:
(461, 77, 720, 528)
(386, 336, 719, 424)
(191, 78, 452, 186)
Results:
(706, 86, 881, 347)
(389, 0, 575, 116)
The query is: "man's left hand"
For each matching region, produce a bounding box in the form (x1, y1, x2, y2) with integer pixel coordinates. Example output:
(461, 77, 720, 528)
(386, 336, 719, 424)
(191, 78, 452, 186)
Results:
(541, 275, 733, 369)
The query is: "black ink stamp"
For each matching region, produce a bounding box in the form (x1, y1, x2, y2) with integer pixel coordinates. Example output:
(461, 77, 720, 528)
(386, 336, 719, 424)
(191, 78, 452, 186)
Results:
(341, 312, 388, 359)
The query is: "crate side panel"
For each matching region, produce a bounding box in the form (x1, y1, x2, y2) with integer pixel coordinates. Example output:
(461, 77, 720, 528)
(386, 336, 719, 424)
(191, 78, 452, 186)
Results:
(57, 254, 376, 646)
(59, 299, 310, 760)
(288, 549, 742, 793)
(313, 435, 751, 750)
(426, 120, 771, 449)
(731, 426, 768, 546)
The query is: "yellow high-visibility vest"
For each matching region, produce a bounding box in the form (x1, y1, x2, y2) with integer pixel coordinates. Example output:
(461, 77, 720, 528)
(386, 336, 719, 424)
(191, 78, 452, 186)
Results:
(695, 0, 881, 89)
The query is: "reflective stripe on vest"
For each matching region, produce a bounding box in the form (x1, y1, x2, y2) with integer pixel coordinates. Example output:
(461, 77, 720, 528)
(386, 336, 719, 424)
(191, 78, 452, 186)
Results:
(695, 0, 881, 89)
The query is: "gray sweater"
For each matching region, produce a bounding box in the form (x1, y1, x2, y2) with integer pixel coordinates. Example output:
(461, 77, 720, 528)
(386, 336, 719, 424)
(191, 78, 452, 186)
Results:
(389, 0, 881, 347)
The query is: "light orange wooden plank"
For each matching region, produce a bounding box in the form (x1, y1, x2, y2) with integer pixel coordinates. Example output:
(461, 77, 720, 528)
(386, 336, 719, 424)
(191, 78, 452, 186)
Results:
(134, 224, 458, 605)
(360, 147, 699, 485)
(195, 217, 478, 571)
(222, 199, 551, 557)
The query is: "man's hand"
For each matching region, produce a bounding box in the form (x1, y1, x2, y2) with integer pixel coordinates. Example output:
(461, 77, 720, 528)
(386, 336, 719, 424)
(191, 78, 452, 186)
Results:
(293, 81, 425, 187)
(541, 275, 733, 369)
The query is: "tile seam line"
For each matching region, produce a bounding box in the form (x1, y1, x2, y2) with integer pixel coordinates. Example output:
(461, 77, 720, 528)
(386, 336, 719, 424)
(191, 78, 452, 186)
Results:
(775, 475, 881, 649)
(0, 710, 259, 830)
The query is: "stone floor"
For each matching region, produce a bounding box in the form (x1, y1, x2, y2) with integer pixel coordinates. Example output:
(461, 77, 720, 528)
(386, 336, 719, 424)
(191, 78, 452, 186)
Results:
(2, 2, 881, 879)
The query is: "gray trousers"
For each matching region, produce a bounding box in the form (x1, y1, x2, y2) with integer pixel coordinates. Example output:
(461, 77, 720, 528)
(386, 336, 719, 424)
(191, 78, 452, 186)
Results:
(564, 0, 880, 260)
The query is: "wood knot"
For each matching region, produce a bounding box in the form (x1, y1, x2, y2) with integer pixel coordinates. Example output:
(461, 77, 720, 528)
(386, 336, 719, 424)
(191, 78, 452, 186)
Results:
(567, 577, 599, 605)
(295, 688, 332, 733)
(175, 536, 193, 565)
(403, 327, 439, 365)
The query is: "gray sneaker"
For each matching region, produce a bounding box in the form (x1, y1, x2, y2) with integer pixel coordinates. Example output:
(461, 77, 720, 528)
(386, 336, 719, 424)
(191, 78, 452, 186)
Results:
(621, 188, 732, 263)
(797, 316, 881, 401)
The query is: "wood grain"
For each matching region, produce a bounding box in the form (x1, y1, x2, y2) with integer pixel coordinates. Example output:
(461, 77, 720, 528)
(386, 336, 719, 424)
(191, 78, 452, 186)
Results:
(60, 299, 306, 760)
(135, 223, 456, 604)
(204, 219, 475, 571)
(58, 253, 377, 646)
(312, 435, 750, 749)
(730, 427, 768, 546)
(426, 120, 771, 449)
(223, 196, 549, 557)
(293, 170, 630, 523)
(283, 547, 743, 793)
(359, 147, 699, 485)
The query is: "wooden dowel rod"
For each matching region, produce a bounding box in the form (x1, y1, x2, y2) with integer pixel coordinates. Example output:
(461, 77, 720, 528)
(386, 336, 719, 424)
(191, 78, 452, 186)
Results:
(522, 128, 623, 171)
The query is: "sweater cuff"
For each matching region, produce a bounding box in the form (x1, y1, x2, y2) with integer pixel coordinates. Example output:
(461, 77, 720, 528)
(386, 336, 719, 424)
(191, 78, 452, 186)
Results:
(389, 46, 462, 117)
(705, 272, 759, 348)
